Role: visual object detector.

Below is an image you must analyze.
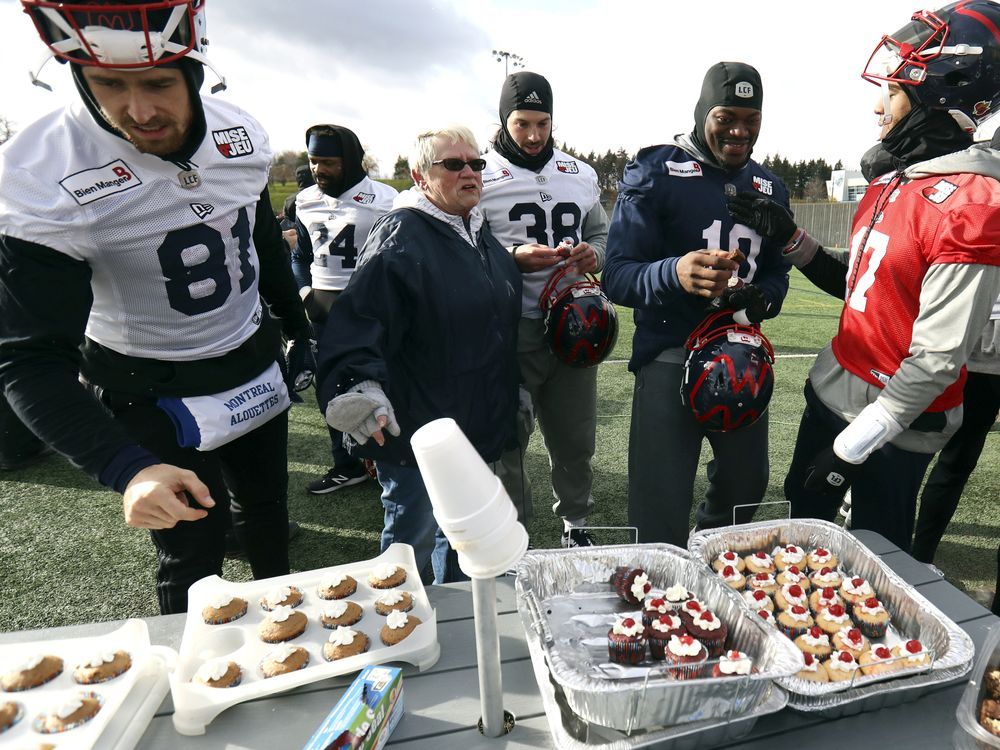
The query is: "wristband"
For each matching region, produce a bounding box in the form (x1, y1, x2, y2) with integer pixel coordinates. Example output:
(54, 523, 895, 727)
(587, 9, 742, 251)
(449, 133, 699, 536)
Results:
(783, 229, 805, 254)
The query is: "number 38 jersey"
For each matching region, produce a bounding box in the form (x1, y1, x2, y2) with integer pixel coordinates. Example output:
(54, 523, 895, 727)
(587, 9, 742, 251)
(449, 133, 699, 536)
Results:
(480, 147, 601, 317)
(0, 97, 272, 361)
(295, 178, 396, 291)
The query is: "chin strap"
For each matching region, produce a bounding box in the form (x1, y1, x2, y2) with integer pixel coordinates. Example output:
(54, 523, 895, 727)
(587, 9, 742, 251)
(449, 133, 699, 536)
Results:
(29, 48, 226, 94)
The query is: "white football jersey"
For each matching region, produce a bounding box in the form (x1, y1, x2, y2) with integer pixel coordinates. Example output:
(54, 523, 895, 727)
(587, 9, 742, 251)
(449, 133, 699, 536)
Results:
(0, 97, 273, 361)
(295, 178, 396, 291)
(480, 148, 601, 317)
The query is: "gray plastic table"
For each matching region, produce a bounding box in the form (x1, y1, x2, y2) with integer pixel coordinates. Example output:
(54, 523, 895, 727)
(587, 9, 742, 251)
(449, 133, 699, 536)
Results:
(3, 529, 996, 748)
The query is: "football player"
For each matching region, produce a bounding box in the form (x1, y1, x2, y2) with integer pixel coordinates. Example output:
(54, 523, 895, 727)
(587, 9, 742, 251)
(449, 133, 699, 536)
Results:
(479, 71, 610, 548)
(291, 124, 396, 495)
(728, 1, 1000, 551)
(0, 0, 310, 614)
(603, 62, 791, 547)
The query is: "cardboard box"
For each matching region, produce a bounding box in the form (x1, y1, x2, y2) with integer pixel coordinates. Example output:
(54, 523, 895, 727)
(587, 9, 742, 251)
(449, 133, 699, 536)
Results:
(303, 665, 404, 750)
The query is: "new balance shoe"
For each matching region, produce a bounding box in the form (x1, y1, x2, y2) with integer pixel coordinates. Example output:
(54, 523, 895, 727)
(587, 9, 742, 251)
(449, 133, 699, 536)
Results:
(306, 464, 369, 495)
(562, 528, 598, 548)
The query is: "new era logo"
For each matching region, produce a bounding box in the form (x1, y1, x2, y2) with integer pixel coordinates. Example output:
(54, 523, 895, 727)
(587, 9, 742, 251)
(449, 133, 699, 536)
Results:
(523, 90, 543, 105)
(212, 126, 254, 158)
(190, 202, 215, 219)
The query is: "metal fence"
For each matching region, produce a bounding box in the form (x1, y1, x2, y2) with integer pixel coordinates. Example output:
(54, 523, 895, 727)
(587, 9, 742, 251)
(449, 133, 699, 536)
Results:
(790, 201, 857, 249)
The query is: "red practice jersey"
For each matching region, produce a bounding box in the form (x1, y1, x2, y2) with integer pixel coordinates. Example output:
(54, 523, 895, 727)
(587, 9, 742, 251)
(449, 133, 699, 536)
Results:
(832, 170, 1000, 412)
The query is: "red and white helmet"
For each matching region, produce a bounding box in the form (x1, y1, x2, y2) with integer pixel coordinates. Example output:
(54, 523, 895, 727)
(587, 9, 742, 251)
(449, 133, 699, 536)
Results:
(21, 0, 225, 91)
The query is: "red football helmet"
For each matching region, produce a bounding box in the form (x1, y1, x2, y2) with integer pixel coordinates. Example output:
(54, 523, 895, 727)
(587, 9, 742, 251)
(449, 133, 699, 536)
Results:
(681, 311, 775, 432)
(539, 266, 619, 368)
(22, 0, 225, 90)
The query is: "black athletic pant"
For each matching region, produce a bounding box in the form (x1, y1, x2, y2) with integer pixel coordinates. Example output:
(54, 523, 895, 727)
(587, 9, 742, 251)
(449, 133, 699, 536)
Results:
(911, 371, 1000, 562)
(0, 391, 46, 467)
(102, 390, 290, 614)
(785, 380, 934, 552)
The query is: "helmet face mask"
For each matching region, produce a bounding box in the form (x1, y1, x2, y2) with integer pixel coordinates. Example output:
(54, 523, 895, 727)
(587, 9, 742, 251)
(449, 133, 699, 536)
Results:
(682, 311, 775, 432)
(861, 1, 1000, 126)
(540, 267, 619, 369)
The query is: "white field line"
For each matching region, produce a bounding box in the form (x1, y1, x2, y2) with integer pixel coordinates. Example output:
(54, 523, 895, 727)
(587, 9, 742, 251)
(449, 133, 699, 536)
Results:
(602, 352, 818, 366)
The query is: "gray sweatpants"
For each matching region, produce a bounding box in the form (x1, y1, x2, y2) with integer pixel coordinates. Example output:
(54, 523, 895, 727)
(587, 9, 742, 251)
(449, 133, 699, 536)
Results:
(497, 317, 598, 526)
(628, 359, 768, 547)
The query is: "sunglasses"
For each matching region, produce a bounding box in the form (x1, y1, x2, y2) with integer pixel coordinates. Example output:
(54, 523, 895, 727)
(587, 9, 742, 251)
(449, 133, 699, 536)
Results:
(432, 158, 487, 172)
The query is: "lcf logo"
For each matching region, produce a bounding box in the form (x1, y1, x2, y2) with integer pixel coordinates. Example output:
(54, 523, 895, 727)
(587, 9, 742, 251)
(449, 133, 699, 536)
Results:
(213, 127, 254, 158)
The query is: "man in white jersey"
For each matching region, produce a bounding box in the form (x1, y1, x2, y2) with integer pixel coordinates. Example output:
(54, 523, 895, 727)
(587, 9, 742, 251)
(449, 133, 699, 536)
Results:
(479, 72, 610, 547)
(292, 124, 396, 494)
(0, 0, 310, 614)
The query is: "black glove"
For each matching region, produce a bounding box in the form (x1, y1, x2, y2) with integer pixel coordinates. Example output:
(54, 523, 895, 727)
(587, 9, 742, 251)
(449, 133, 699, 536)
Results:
(727, 191, 797, 245)
(720, 283, 771, 325)
(284, 337, 317, 395)
(803, 447, 859, 496)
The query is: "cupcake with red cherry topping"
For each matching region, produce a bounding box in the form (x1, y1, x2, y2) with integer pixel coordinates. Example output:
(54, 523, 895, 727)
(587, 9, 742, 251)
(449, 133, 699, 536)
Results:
(773, 544, 806, 572)
(607, 616, 646, 665)
(839, 576, 874, 612)
(742, 588, 775, 613)
(746, 572, 778, 597)
(712, 650, 753, 678)
(853, 596, 890, 638)
(756, 609, 776, 626)
(892, 639, 932, 670)
(686, 609, 728, 657)
(641, 596, 673, 627)
(663, 634, 707, 680)
(775, 583, 808, 612)
(661, 583, 692, 609)
(809, 586, 843, 615)
(717, 564, 746, 591)
(806, 547, 838, 572)
(815, 603, 853, 636)
(809, 566, 843, 591)
(677, 598, 709, 628)
(646, 613, 686, 660)
(712, 550, 745, 573)
(776, 605, 814, 639)
(743, 550, 775, 575)
(859, 644, 900, 676)
(611, 567, 651, 606)
(796, 652, 829, 682)
(832, 626, 868, 659)
(776, 565, 811, 591)
(825, 650, 860, 682)
(795, 625, 833, 659)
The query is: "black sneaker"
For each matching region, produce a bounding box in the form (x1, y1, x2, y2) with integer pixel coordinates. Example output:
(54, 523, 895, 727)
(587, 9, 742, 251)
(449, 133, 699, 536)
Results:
(225, 521, 300, 558)
(562, 528, 598, 548)
(306, 464, 369, 495)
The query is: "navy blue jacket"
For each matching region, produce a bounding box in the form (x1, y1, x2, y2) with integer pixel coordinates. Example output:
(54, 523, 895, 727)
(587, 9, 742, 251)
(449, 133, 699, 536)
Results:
(316, 207, 522, 466)
(603, 141, 791, 372)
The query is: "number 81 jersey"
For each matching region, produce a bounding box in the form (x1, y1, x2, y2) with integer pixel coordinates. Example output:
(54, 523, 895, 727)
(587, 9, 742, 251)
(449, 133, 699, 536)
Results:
(0, 97, 272, 361)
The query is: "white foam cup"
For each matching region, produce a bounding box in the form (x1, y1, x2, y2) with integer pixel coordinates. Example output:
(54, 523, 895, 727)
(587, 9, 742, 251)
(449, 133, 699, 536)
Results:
(411, 418, 502, 522)
(455, 516, 529, 579)
(434, 478, 513, 543)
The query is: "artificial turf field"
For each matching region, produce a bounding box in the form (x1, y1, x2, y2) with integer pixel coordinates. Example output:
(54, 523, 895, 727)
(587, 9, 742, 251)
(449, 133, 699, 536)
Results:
(1, 269, 997, 631)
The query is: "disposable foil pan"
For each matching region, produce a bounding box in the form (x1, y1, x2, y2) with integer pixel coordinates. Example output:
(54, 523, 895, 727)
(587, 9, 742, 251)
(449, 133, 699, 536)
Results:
(688, 519, 975, 717)
(521, 595, 789, 749)
(514, 544, 802, 731)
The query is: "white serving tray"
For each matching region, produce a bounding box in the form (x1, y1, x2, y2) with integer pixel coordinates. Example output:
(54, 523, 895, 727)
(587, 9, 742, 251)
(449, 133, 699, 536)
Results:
(169, 542, 440, 735)
(0, 619, 173, 750)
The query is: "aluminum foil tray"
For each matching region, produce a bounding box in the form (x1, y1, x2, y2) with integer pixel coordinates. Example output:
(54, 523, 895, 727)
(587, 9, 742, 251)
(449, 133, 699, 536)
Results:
(521, 596, 789, 749)
(688, 519, 975, 717)
(514, 544, 802, 731)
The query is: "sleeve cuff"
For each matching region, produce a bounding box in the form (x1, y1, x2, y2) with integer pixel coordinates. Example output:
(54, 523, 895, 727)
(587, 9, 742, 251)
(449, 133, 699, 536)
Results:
(99, 444, 161, 494)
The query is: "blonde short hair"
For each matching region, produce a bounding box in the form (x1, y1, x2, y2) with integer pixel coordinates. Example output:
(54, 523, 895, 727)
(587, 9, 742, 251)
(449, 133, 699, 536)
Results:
(410, 125, 479, 175)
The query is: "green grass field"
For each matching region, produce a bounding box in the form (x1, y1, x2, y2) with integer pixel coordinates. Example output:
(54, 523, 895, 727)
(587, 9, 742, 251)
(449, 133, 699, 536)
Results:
(1, 270, 996, 631)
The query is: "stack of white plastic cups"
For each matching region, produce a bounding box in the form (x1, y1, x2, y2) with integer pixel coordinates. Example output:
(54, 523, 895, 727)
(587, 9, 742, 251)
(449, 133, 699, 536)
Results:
(411, 418, 528, 578)
(411, 418, 527, 737)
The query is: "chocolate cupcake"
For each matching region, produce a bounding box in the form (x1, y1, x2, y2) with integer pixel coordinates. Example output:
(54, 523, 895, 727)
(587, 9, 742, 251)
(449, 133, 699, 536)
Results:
(1, 655, 63, 692)
(607, 616, 646, 665)
(34, 693, 102, 734)
(611, 567, 651, 606)
(853, 596, 890, 638)
(316, 573, 358, 600)
(201, 593, 248, 625)
(686, 609, 728, 657)
(646, 613, 685, 660)
(661, 583, 693, 609)
(72, 650, 131, 684)
(712, 649, 753, 678)
(641, 596, 673, 627)
(194, 660, 242, 688)
(677, 598, 709, 628)
(663, 634, 707, 680)
(260, 585, 304, 611)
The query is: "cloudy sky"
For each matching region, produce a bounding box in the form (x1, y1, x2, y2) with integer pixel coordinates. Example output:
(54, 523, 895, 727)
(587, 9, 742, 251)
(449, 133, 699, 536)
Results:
(2, 0, 997, 175)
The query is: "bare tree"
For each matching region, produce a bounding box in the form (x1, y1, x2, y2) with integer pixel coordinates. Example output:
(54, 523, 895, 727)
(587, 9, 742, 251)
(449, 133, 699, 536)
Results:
(270, 149, 302, 185)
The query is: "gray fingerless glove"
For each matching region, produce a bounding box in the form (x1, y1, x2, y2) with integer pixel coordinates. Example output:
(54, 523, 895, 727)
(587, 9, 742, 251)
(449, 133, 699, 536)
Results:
(325, 380, 400, 445)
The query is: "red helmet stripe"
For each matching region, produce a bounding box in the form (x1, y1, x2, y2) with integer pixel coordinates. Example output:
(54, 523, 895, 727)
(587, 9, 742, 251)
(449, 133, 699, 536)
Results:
(956, 2, 1000, 42)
